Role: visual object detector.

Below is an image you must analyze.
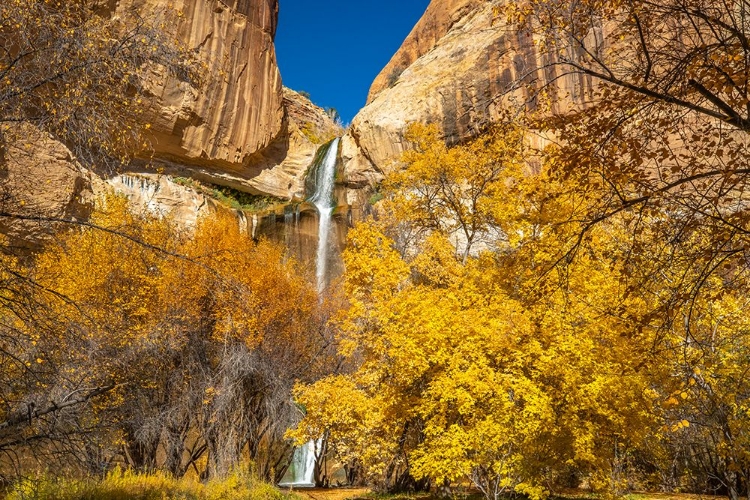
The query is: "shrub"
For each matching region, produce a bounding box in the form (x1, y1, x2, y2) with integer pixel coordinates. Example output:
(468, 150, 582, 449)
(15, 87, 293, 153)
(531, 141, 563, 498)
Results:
(386, 66, 404, 87)
(171, 176, 286, 212)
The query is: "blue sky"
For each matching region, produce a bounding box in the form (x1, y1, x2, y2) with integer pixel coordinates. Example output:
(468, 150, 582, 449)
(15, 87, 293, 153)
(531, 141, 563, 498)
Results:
(274, 1, 431, 124)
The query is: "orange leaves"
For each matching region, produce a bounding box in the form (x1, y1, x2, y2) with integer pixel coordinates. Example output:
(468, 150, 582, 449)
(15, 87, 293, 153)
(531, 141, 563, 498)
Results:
(19, 192, 323, 391)
(0, 193, 337, 477)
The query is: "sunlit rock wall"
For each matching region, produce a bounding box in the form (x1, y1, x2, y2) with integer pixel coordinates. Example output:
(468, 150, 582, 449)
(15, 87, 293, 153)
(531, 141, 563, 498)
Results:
(0, 124, 94, 250)
(343, 0, 598, 185)
(113, 0, 285, 166)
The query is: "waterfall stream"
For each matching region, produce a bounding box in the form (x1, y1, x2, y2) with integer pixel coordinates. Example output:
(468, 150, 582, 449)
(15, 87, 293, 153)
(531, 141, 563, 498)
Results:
(278, 139, 341, 488)
(279, 440, 317, 487)
(308, 137, 340, 293)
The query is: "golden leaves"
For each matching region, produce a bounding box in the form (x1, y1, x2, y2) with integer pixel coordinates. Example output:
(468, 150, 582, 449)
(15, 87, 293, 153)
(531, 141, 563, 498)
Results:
(8, 192, 323, 412)
(290, 103, 750, 497)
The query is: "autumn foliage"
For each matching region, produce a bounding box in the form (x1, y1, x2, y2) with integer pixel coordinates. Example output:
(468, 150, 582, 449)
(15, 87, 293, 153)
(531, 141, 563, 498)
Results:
(3, 0, 750, 498)
(0, 196, 334, 483)
(291, 118, 750, 500)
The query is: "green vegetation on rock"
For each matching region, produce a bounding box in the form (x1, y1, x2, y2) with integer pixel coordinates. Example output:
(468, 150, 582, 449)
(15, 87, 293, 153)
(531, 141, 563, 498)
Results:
(171, 177, 286, 212)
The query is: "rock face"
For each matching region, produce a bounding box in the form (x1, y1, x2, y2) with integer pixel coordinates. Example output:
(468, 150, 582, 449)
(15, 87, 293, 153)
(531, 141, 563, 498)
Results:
(0, 124, 94, 249)
(104, 88, 343, 249)
(126, 0, 284, 166)
(1, 0, 344, 247)
(130, 88, 341, 201)
(117, 0, 341, 200)
(104, 174, 212, 227)
(366, 0, 484, 104)
(220, 87, 341, 200)
(343, 0, 596, 182)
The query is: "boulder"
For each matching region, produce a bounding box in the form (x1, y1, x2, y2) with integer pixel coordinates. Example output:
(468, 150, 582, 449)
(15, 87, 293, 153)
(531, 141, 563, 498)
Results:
(0, 124, 94, 249)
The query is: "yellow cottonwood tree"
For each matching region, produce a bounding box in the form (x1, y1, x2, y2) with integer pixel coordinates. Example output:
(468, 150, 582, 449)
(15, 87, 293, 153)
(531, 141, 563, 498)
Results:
(291, 2, 750, 492)
(293, 217, 667, 498)
(501, 1, 750, 490)
(382, 121, 525, 262)
(292, 127, 667, 499)
(0, 195, 332, 481)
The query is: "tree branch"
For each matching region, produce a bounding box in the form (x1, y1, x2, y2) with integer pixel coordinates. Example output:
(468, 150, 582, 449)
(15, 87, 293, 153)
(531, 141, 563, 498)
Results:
(0, 384, 117, 431)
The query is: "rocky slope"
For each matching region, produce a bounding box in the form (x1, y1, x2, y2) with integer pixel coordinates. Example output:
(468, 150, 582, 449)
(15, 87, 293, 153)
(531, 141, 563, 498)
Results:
(342, 0, 596, 184)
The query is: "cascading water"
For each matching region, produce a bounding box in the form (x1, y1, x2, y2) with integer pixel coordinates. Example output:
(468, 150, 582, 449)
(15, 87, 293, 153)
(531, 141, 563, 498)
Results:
(279, 440, 317, 487)
(308, 137, 341, 293)
(278, 140, 340, 488)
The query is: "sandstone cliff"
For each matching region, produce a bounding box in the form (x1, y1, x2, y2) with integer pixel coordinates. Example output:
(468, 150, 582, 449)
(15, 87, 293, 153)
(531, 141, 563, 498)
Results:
(0, 124, 94, 250)
(366, 0, 484, 104)
(128, 87, 341, 202)
(2, 0, 343, 246)
(343, 0, 596, 183)
(101, 86, 341, 253)
(126, 0, 284, 166)
(121, 0, 340, 199)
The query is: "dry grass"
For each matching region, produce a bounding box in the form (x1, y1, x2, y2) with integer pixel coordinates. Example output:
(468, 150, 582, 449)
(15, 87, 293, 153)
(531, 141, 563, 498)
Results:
(626, 493, 726, 500)
(5, 468, 297, 500)
(289, 488, 728, 500)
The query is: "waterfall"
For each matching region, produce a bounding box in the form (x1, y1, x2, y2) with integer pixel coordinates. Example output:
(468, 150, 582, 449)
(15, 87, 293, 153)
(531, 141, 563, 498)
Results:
(279, 440, 317, 487)
(277, 140, 340, 489)
(308, 137, 340, 293)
